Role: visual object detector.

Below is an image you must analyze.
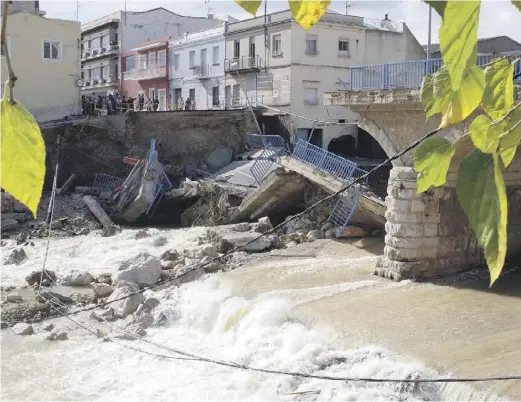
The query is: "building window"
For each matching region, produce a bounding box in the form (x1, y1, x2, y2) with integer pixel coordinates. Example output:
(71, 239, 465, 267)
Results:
(232, 84, 240, 104)
(173, 54, 180, 70)
(43, 40, 60, 60)
(338, 38, 350, 57)
(272, 34, 282, 56)
(189, 50, 195, 68)
(212, 46, 219, 64)
(100, 66, 105, 80)
(158, 50, 167, 67)
(88, 39, 92, 49)
(125, 55, 135, 71)
(114, 33, 118, 46)
(249, 36, 255, 57)
(115, 64, 118, 80)
(233, 40, 240, 59)
(304, 87, 318, 105)
(305, 35, 317, 55)
(138, 53, 147, 69)
(212, 86, 219, 106)
(189, 88, 195, 101)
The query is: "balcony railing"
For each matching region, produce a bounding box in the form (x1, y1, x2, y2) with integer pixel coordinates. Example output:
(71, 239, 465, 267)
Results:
(123, 65, 167, 81)
(349, 53, 521, 91)
(82, 75, 117, 88)
(224, 55, 262, 72)
(82, 44, 119, 60)
(192, 64, 214, 79)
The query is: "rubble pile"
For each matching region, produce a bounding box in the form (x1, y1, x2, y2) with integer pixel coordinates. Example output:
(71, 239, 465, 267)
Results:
(1, 191, 102, 240)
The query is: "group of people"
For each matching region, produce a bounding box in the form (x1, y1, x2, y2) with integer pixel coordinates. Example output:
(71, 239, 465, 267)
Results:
(135, 93, 160, 112)
(82, 91, 123, 116)
(177, 97, 196, 111)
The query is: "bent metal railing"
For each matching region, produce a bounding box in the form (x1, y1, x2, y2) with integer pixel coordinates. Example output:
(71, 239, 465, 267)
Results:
(292, 139, 368, 229)
(247, 134, 290, 184)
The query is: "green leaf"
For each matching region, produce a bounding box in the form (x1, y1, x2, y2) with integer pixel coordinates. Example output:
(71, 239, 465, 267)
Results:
(414, 136, 455, 193)
(469, 114, 503, 153)
(0, 82, 46, 217)
(512, 0, 521, 12)
(289, 0, 331, 30)
(439, 0, 480, 91)
(482, 58, 514, 120)
(433, 65, 485, 128)
(420, 73, 440, 118)
(235, 0, 262, 16)
(425, 0, 446, 17)
(456, 150, 507, 285)
(499, 107, 521, 167)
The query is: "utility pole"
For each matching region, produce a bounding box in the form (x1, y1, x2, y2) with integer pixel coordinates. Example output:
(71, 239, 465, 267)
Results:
(345, 1, 349, 15)
(76, 1, 79, 21)
(426, 5, 432, 59)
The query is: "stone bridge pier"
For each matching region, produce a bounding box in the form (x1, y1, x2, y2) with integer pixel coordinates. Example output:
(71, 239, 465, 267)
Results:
(325, 87, 521, 280)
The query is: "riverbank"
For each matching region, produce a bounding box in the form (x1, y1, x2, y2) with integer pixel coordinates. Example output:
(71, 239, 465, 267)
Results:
(1, 227, 519, 400)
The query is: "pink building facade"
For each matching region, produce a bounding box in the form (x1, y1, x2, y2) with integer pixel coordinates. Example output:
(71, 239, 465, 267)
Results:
(121, 38, 170, 110)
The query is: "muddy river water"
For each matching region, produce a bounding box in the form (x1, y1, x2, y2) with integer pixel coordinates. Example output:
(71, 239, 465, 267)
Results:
(1, 228, 520, 400)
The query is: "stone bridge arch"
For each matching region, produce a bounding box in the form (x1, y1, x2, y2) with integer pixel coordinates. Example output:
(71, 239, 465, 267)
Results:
(357, 116, 404, 167)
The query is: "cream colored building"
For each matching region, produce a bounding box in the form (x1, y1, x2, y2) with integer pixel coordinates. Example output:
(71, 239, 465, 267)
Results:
(1, 12, 81, 122)
(224, 11, 425, 151)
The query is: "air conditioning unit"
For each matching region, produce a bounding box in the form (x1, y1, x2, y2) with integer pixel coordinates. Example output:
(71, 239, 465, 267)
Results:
(92, 50, 98, 55)
(101, 78, 107, 83)
(101, 47, 106, 53)
(93, 79, 99, 85)
(85, 51, 91, 57)
(85, 81, 91, 87)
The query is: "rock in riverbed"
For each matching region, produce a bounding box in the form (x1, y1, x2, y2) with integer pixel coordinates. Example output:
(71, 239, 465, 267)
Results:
(12, 323, 34, 335)
(114, 253, 161, 287)
(60, 270, 95, 286)
(106, 281, 145, 318)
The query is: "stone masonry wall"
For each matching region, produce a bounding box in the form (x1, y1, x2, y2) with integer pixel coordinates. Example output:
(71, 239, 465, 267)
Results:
(377, 167, 521, 281)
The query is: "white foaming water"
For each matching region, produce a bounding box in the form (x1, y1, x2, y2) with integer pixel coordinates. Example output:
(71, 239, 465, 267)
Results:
(2, 276, 444, 401)
(2, 228, 468, 401)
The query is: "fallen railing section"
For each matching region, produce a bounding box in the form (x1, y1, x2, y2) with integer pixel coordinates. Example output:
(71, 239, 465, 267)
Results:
(291, 139, 368, 229)
(247, 134, 290, 184)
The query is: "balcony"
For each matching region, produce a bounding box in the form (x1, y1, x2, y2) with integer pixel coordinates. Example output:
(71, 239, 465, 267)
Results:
(81, 44, 120, 61)
(123, 65, 168, 81)
(348, 53, 521, 91)
(224, 55, 262, 73)
(192, 64, 214, 79)
(82, 75, 117, 89)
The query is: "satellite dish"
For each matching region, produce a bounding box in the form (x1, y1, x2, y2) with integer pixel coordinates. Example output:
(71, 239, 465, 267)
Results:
(76, 78, 84, 87)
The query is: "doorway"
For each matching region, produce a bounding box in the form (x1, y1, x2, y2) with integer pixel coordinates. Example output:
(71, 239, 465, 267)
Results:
(173, 88, 182, 110)
(296, 128, 323, 148)
(158, 89, 167, 111)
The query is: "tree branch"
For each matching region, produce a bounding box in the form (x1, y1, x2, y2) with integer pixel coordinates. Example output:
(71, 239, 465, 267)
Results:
(1, 1, 17, 103)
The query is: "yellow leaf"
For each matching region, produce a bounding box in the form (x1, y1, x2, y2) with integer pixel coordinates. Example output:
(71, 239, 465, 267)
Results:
(234, 0, 262, 16)
(433, 65, 485, 128)
(469, 114, 503, 154)
(499, 107, 521, 167)
(0, 82, 46, 217)
(482, 58, 514, 120)
(289, 0, 331, 30)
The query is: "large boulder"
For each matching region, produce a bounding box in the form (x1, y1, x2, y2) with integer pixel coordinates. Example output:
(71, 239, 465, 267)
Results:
(106, 281, 145, 318)
(114, 253, 162, 287)
(92, 283, 114, 298)
(161, 249, 180, 261)
(4, 248, 27, 265)
(255, 217, 273, 233)
(12, 323, 34, 335)
(60, 270, 95, 286)
(26, 270, 56, 286)
(335, 226, 370, 238)
(201, 244, 218, 258)
(222, 232, 271, 253)
(1, 219, 19, 233)
(232, 222, 251, 232)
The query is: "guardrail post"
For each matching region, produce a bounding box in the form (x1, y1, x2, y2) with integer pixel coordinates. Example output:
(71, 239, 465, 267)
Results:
(382, 64, 389, 89)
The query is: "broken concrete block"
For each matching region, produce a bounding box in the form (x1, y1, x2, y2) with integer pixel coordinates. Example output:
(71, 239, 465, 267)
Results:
(336, 226, 370, 238)
(232, 222, 251, 232)
(255, 217, 273, 233)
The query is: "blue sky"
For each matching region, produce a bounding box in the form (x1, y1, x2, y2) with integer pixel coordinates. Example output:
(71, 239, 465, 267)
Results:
(41, 0, 521, 45)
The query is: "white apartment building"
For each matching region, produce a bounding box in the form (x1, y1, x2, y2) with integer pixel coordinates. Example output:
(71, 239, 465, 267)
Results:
(169, 25, 226, 110)
(81, 8, 227, 96)
(224, 11, 425, 150)
(1, 11, 82, 122)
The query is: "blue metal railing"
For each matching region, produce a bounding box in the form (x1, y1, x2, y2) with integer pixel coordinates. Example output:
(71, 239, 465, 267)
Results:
(247, 134, 290, 184)
(291, 139, 369, 230)
(292, 139, 368, 184)
(349, 53, 520, 91)
(247, 134, 290, 152)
